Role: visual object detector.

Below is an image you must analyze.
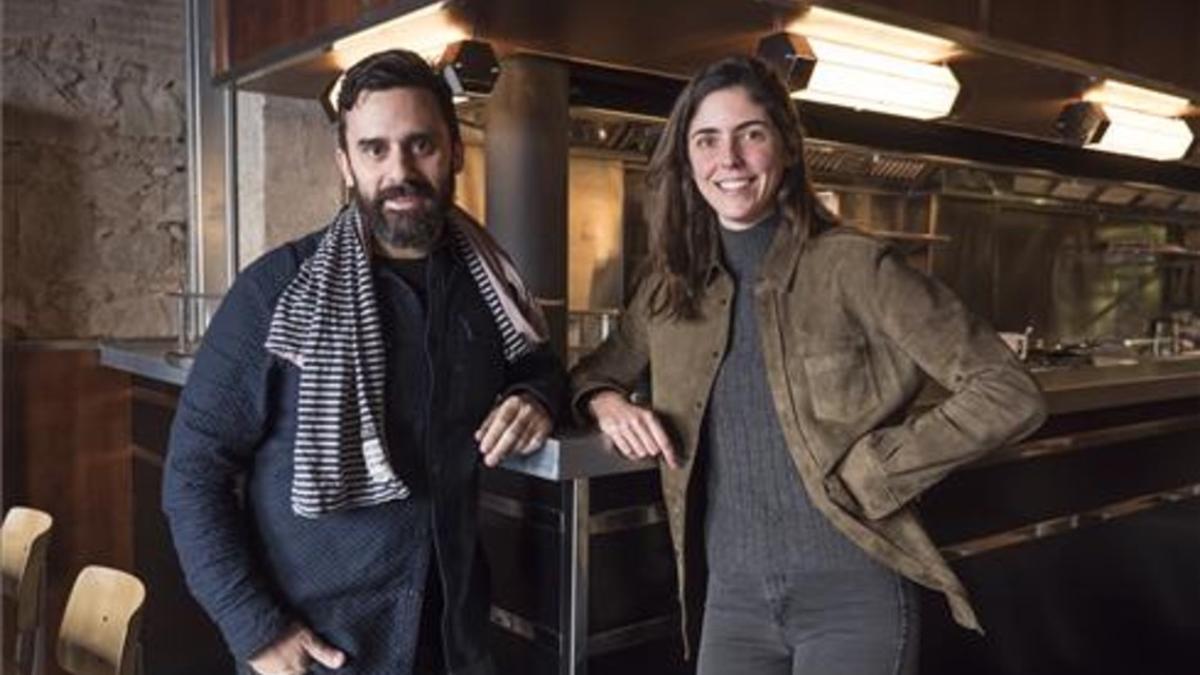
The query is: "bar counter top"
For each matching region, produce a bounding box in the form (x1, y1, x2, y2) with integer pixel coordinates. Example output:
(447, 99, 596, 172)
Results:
(1031, 356, 1200, 413)
(101, 340, 1200, 479)
(99, 339, 653, 477)
(100, 339, 191, 386)
(102, 339, 1200, 414)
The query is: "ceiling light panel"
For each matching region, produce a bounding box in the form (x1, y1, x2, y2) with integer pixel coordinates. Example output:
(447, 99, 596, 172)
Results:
(1084, 80, 1192, 118)
(1086, 105, 1194, 161)
(786, 6, 960, 62)
(331, 2, 468, 70)
(791, 38, 960, 120)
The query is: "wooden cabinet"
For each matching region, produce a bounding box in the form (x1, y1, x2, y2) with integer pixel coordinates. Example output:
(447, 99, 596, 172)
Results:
(130, 377, 233, 674)
(214, 0, 397, 74)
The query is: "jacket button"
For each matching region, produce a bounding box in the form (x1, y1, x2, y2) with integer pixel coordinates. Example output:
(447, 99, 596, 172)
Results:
(693, 401, 703, 410)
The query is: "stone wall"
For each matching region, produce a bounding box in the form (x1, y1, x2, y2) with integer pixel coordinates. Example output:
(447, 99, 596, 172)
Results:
(237, 92, 343, 268)
(236, 94, 488, 268)
(3, 0, 186, 339)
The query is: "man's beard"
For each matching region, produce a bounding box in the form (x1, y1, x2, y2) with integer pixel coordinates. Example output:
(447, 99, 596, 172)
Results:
(353, 177, 453, 252)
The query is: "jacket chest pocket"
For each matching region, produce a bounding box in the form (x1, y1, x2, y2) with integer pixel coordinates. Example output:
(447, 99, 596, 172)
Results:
(796, 340, 881, 425)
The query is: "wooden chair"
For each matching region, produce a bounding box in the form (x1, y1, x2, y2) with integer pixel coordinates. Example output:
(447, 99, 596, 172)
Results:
(2, 506, 54, 675)
(56, 566, 146, 675)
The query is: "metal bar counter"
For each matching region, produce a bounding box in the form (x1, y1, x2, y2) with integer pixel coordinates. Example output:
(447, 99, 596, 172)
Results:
(99, 340, 191, 387)
(101, 341, 1200, 675)
(103, 340, 1200, 414)
(101, 340, 1200, 413)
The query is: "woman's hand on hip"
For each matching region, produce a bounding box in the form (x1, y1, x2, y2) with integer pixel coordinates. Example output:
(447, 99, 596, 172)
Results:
(587, 390, 679, 469)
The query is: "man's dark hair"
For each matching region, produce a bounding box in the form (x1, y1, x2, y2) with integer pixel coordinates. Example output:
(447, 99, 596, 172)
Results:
(336, 49, 461, 150)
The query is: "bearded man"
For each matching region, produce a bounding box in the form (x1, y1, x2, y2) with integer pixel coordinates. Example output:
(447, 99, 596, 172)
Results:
(163, 50, 566, 675)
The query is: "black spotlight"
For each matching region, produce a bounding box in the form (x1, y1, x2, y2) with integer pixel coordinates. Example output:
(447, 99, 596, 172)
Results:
(1055, 101, 1109, 146)
(756, 32, 817, 93)
(438, 39, 499, 101)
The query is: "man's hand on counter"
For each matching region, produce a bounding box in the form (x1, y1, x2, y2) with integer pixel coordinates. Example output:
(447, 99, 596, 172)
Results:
(476, 393, 553, 467)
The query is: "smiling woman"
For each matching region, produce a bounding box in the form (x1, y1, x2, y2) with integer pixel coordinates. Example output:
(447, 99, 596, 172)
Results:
(570, 55, 1047, 675)
(685, 87, 785, 230)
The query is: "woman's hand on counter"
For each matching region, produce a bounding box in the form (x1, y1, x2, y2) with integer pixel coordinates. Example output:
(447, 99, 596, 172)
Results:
(588, 390, 679, 469)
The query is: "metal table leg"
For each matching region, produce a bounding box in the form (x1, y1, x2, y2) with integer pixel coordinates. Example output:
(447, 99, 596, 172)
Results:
(559, 477, 590, 675)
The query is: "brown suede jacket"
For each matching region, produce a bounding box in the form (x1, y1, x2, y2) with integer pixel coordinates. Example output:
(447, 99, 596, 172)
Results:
(571, 222, 1047, 643)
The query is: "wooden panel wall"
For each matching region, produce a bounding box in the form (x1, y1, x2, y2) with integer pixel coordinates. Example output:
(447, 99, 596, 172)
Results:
(2, 346, 132, 675)
(218, 0, 396, 71)
(988, 0, 1200, 92)
(858, 0, 1200, 92)
(214, 0, 1200, 95)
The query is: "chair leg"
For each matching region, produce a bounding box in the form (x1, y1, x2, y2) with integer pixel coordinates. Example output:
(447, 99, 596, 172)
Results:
(14, 630, 34, 675)
(32, 573, 46, 675)
(32, 624, 45, 675)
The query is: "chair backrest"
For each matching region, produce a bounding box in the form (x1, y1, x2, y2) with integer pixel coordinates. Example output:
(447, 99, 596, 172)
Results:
(2, 506, 54, 674)
(56, 566, 146, 675)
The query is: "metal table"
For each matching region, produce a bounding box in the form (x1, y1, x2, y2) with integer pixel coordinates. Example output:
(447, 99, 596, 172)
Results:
(497, 435, 657, 675)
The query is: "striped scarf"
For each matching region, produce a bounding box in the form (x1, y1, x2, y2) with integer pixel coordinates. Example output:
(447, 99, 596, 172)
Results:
(265, 205, 547, 518)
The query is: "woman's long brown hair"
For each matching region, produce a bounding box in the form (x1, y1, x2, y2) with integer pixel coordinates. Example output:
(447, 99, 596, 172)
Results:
(644, 56, 836, 319)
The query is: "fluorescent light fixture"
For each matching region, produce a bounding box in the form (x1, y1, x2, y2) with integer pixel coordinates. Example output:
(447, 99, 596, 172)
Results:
(331, 2, 467, 70)
(1087, 105, 1193, 161)
(1084, 80, 1191, 118)
(323, 39, 496, 117)
(798, 38, 960, 119)
(323, 2, 470, 114)
(1057, 100, 1194, 161)
(758, 32, 960, 120)
(786, 6, 960, 63)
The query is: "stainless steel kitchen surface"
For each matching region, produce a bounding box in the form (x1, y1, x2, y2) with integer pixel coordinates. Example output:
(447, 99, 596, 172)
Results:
(557, 120, 1200, 364)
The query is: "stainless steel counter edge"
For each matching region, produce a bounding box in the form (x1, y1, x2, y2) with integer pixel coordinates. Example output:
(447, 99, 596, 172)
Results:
(494, 434, 658, 480)
(98, 340, 656, 479)
(99, 340, 191, 387)
(1034, 358, 1200, 414)
(910, 358, 1200, 415)
(98, 341, 1200, 481)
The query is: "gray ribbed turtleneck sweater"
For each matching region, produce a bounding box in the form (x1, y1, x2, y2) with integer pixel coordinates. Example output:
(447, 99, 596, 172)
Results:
(703, 213, 882, 578)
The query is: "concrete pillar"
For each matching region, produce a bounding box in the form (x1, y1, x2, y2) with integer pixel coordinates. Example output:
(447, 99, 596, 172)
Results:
(485, 55, 570, 357)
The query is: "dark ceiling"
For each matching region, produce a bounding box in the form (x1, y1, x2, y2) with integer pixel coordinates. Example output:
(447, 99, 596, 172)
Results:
(232, 0, 1200, 175)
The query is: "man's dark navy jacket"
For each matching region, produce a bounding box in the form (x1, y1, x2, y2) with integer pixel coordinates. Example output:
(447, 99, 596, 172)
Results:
(162, 228, 566, 674)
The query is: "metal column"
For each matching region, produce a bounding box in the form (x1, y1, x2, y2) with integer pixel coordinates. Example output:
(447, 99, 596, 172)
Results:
(185, 0, 237, 343)
(484, 55, 570, 356)
(484, 53, 580, 673)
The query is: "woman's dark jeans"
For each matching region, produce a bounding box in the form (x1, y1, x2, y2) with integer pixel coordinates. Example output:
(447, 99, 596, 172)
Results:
(697, 569, 919, 675)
